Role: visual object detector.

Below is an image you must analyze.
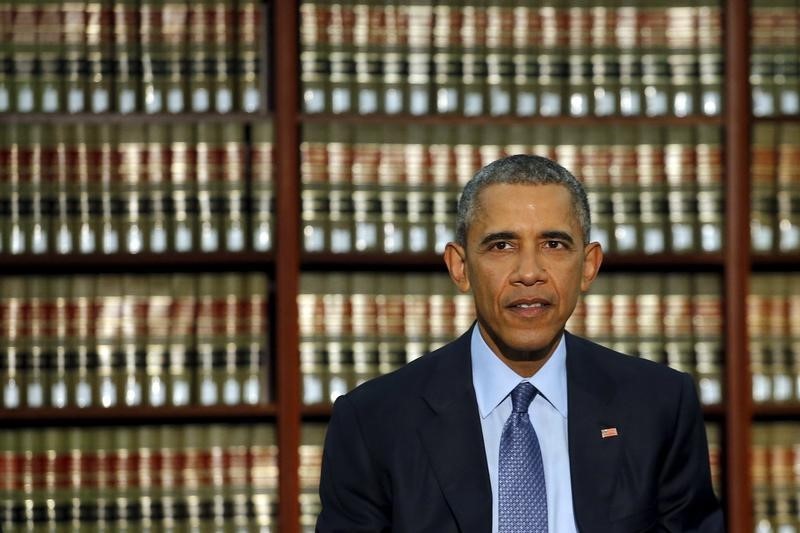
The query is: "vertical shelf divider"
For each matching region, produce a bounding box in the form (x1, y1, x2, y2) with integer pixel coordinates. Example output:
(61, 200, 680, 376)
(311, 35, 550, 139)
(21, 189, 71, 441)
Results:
(723, 0, 753, 531)
(274, 1, 302, 532)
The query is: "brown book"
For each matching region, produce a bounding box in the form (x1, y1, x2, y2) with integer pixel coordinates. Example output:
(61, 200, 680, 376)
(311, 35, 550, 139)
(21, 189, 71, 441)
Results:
(697, 2, 723, 115)
(666, 7, 698, 117)
(300, 423, 326, 531)
(665, 126, 699, 253)
(188, 2, 212, 112)
(195, 123, 222, 252)
(577, 127, 613, 253)
(51, 124, 76, 254)
(461, 5, 488, 117)
(119, 275, 146, 407)
(144, 124, 170, 252)
(0, 5, 12, 113)
(704, 423, 721, 497)
(250, 424, 279, 528)
(749, 275, 772, 402)
(635, 274, 665, 364)
(300, 122, 330, 252)
(609, 127, 641, 253)
(751, 123, 778, 252)
(85, 1, 113, 112)
(750, 0, 778, 117)
(300, 0, 330, 114)
(220, 123, 246, 251)
(299, 274, 326, 405)
(118, 125, 147, 254)
(662, 274, 693, 375)
(168, 275, 194, 406)
(776, 123, 800, 251)
(353, 1, 383, 114)
(140, 0, 165, 113)
(351, 125, 381, 252)
(251, 121, 274, 251)
(196, 274, 221, 406)
(145, 275, 170, 407)
(72, 276, 95, 408)
(329, 122, 355, 253)
(113, 0, 141, 113)
(692, 273, 723, 405)
(243, 273, 269, 404)
(695, 125, 724, 252)
(328, 3, 356, 114)
(636, 126, 669, 254)
(237, 0, 263, 112)
(10, 3, 37, 112)
(162, 1, 189, 113)
(616, 6, 642, 116)
(169, 124, 197, 252)
(94, 276, 122, 408)
(582, 275, 612, 349)
(406, 2, 433, 115)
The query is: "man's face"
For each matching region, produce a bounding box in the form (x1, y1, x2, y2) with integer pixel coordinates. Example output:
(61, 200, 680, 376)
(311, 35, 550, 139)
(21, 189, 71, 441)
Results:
(445, 183, 603, 369)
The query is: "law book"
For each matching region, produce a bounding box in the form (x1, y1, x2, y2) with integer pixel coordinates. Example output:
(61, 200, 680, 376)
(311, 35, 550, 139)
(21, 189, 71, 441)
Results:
(404, 129, 433, 253)
(351, 125, 381, 252)
(1, 277, 25, 408)
(692, 273, 724, 405)
(85, 0, 113, 112)
(697, 2, 723, 115)
(566, 1, 592, 117)
(169, 124, 197, 252)
(145, 275, 170, 407)
(47, 125, 72, 254)
(299, 274, 326, 405)
(26, 277, 48, 408)
(196, 274, 221, 406)
(168, 275, 194, 406)
(322, 274, 351, 396)
(237, 0, 263, 112)
(220, 123, 246, 252)
(689, 125, 722, 253)
(6, 124, 27, 253)
(751, 123, 778, 252)
(609, 275, 637, 356)
(119, 124, 147, 254)
(662, 274, 693, 375)
(616, 5, 643, 116)
(536, 1, 566, 116)
(635, 274, 666, 364)
(773, 0, 800, 115)
(788, 276, 800, 401)
(88, 124, 121, 254)
(485, 2, 513, 116)
(328, 123, 355, 253)
(0, 4, 11, 113)
(767, 424, 797, 530)
(666, 5, 698, 117)
(219, 273, 245, 405)
(0, 125, 9, 253)
(299, 424, 325, 532)
(665, 126, 699, 253)
(36, 1, 64, 113)
(352, 0, 383, 114)
(582, 275, 613, 349)
(776, 123, 800, 252)
(143, 124, 169, 252)
(640, 4, 671, 116)
(328, 2, 356, 114)
(300, 0, 330, 114)
(381, 5, 407, 115)
(461, 4, 488, 117)
(609, 127, 641, 253)
(577, 127, 613, 253)
(113, 0, 141, 113)
(71, 276, 95, 408)
(750, 0, 779, 117)
(250, 424, 279, 528)
(195, 123, 222, 252)
(432, 2, 463, 115)
(406, 1, 433, 115)
(211, 1, 237, 113)
(243, 273, 269, 404)
(511, 4, 540, 116)
(162, 1, 189, 113)
(188, 1, 213, 112)
(428, 125, 457, 253)
(636, 126, 669, 254)
(589, 4, 619, 116)
(300, 123, 330, 252)
(94, 276, 122, 408)
(704, 423, 721, 497)
(378, 125, 407, 253)
(47, 277, 72, 408)
(10, 3, 36, 112)
(61, 1, 89, 113)
(251, 121, 274, 251)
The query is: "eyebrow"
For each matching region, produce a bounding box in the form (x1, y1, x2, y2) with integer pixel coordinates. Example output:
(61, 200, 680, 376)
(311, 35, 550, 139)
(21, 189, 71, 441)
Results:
(479, 230, 576, 247)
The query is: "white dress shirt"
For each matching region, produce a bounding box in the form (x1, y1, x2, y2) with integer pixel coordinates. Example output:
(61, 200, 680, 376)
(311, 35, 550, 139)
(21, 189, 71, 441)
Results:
(470, 326, 578, 533)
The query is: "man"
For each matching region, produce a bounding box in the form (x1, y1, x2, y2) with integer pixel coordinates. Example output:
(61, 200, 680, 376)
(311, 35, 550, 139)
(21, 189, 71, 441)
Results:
(316, 155, 723, 532)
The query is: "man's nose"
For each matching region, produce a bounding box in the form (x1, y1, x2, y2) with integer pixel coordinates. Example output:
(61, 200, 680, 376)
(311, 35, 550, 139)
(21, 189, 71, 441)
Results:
(513, 249, 547, 286)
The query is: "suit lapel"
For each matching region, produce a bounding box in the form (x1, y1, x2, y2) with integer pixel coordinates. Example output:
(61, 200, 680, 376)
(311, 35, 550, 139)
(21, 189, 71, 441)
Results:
(418, 330, 492, 533)
(566, 333, 625, 533)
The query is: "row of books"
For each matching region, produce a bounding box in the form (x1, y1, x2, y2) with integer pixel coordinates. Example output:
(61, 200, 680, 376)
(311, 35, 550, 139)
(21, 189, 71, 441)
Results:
(0, 423, 278, 530)
(751, 3, 800, 116)
(297, 272, 724, 406)
(0, 0, 265, 114)
(751, 123, 800, 254)
(0, 273, 270, 409)
(567, 272, 724, 406)
(298, 272, 475, 405)
(301, 123, 724, 255)
(298, 421, 723, 532)
(0, 121, 274, 255)
(752, 423, 800, 531)
(300, 1, 723, 117)
(750, 274, 800, 404)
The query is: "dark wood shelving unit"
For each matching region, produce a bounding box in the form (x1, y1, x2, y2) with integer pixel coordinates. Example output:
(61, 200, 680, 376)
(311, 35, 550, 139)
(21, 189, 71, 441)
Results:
(0, 111, 271, 125)
(0, 251, 275, 275)
(0, 1, 782, 531)
(2, 404, 277, 427)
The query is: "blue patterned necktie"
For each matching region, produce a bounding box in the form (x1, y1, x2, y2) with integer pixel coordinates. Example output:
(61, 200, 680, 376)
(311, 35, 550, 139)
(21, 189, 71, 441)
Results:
(498, 382, 548, 532)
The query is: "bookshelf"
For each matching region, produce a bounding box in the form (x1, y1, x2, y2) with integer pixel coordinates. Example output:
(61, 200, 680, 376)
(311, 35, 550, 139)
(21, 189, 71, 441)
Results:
(1, 0, 798, 531)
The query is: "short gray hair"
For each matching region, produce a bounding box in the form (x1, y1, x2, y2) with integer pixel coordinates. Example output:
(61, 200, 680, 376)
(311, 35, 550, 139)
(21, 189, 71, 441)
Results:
(455, 154, 591, 246)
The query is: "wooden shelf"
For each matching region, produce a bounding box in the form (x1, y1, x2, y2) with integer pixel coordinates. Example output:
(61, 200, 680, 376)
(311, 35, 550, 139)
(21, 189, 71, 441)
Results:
(753, 403, 800, 419)
(0, 111, 271, 125)
(299, 113, 725, 126)
(1, 404, 277, 427)
(0, 251, 274, 274)
(752, 253, 800, 270)
(751, 115, 800, 123)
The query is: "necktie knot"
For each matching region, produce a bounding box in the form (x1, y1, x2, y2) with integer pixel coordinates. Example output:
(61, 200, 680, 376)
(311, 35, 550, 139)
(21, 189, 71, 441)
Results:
(510, 382, 537, 413)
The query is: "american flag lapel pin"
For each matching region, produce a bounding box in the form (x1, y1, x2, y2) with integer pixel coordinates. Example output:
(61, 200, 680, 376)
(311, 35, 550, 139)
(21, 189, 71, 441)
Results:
(601, 427, 619, 439)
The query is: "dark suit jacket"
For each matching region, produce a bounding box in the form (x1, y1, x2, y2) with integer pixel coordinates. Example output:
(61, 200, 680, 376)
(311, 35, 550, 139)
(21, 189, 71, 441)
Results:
(316, 328, 724, 533)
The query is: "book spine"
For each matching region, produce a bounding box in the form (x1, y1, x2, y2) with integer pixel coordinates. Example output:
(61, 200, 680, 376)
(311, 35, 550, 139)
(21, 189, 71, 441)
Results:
(751, 123, 778, 252)
(665, 126, 699, 252)
(162, 1, 189, 113)
(85, 0, 113, 112)
(168, 275, 194, 406)
(113, 0, 141, 113)
(251, 121, 274, 251)
(300, 123, 330, 252)
(169, 124, 196, 252)
(237, 0, 263, 112)
(776, 123, 800, 251)
(144, 124, 170, 252)
(220, 123, 246, 251)
(195, 122, 222, 252)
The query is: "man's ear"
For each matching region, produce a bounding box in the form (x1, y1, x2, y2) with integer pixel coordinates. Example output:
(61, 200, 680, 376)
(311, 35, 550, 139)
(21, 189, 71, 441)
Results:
(443, 242, 471, 293)
(580, 241, 604, 292)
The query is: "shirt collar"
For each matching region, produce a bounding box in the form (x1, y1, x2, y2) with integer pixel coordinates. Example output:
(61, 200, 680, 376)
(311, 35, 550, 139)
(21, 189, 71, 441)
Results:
(471, 325, 569, 420)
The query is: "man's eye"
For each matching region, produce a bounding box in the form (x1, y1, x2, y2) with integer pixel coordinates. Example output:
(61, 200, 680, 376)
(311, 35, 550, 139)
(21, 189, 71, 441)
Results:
(545, 240, 564, 249)
(492, 241, 510, 250)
